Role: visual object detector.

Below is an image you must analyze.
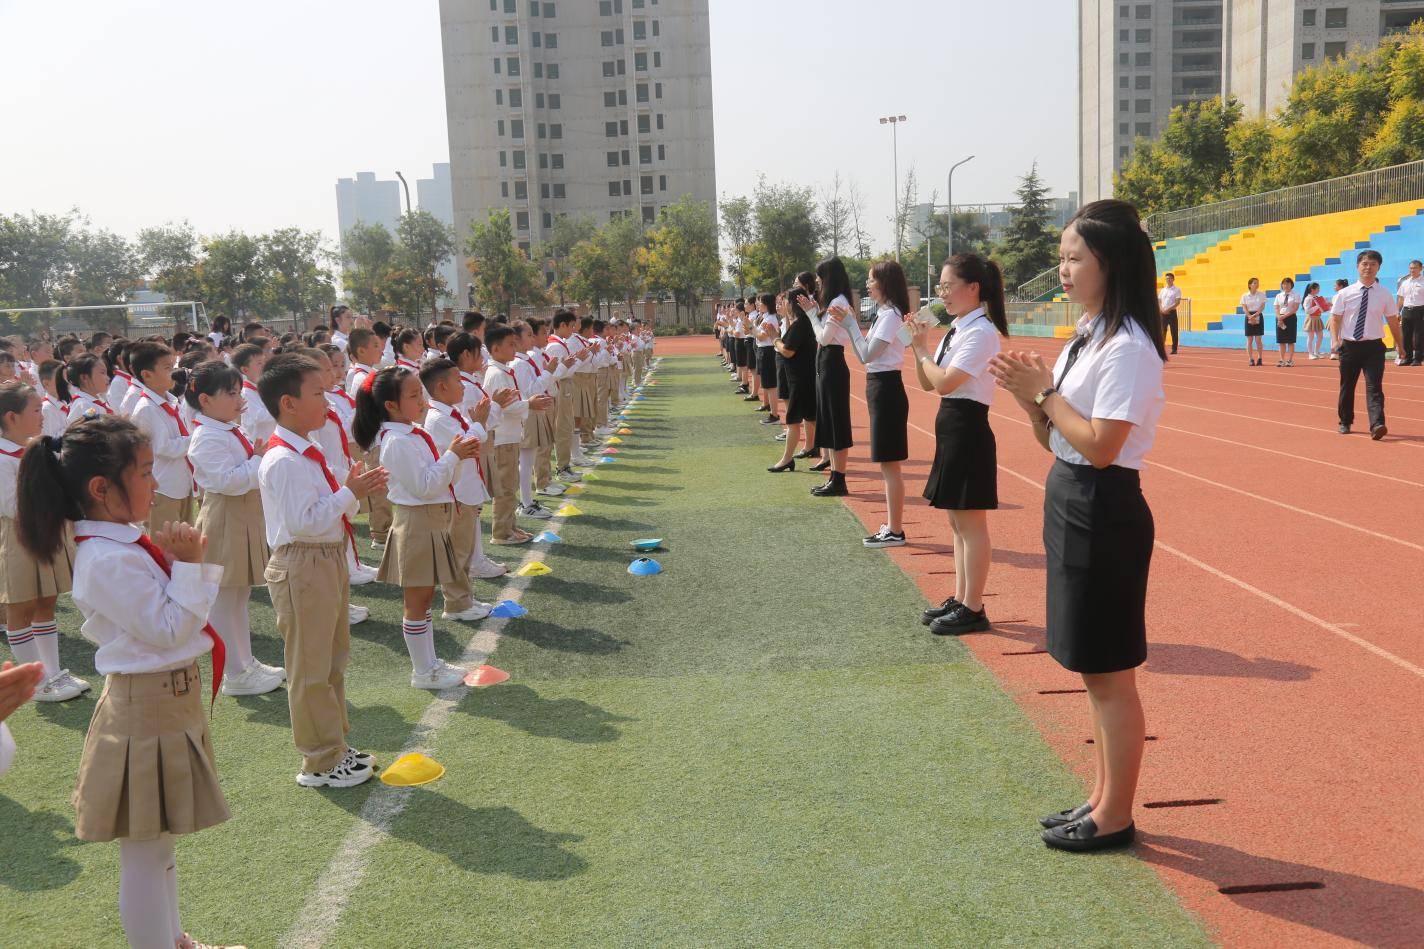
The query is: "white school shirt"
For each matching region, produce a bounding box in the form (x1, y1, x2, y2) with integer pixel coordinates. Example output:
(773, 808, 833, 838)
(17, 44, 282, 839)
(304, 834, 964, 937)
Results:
(188, 414, 260, 496)
(809, 295, 859, 348)
(331, 329, 350, 351)
(1274, 290, 1301, 318)
(515, 351, 552, 396)
(425, 401, 490, 505)
(459, 370, 503, 433)
(1399, 273, 1424, 308)
(1331, 280, 1400, 341)
(130, 384, 192, 500)
(1240, 290, 1267, 315)
(207, 331, 226, 349)
(934, 308, 1001, 405)
(0, 436, 22, 519)
(40, 395, 68, 438)
(860, 305, 907, 372)
(258, 425, 358, 548)
(1048, 314, 1165, 471)
(119, 381, 143, 417)
(483, 360, 528, 446)
(314, 400, 356, 484)
(70, 519, 223, 676)
(570, 333, 596, 374)
(1158, 285, 1182, 310)
(240, 380, 276, 445)
(345, 362, 376, 396)
(544, 335, 575, 384)
(380, 339, 395, 367)
(67, 390, 116, 428)
(377, 421, 460, 507)
(106, 371, 133, 408)
(756, 312, 779, 347)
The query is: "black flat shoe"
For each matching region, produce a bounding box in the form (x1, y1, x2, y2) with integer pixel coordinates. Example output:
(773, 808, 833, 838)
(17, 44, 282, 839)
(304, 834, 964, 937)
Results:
(794, 449, 819, 459)
(920, 596, 961, 626)
(808, 460, 831, 472)
(930, 604, 991, 636)
(1039, 802, 1092, 829)
(767, 460, 795, 473)
(1041, 816, 1135, 852)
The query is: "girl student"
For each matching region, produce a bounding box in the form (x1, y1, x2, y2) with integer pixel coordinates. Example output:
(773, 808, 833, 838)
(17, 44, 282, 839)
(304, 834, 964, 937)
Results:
(184, 361, 286, 698)
(1302, 281, 1328, 359)
(806, 257, 858, 496)
(207, 314, 232, 349)
(1274, 276, 1300, 367)
(752, 292, 781, 424)
(105, 340, 135, 408)
(352, 365, 485, 691)
(910, 253, 1009, 636)
(37, 360, 70, 437)
(768, 289, 818, 471)
(838, 259, 912, 548)
(307, 345, 379, 595)
(1328, 277, 1350, 359)
(0, 381, 85, 702)
(232, 343, 274, 445)
(17, 416, 234, 948)
(392, 327, 425, 371)
(65, 354, 116, 426)
(1241, 276, 1266, 366)
(127, 341, 195, 529)
(446, 331, 516, 580)
(989, 199, 1166, 853)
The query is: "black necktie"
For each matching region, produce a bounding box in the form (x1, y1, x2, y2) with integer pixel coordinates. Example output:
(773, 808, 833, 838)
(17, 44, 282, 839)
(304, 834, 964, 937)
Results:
(934, 326, 955, 365)
(1056, 334, 1090, 389)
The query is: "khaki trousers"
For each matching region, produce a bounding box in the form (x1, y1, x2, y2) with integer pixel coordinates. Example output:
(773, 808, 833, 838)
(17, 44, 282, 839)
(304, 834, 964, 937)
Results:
(361, 445, 392, 543)
(486, 442, 521, 541)
(595, 368, 613, 426)
(265, 542, 349, 774)
(554, 378, 575, 468)
(147, 492, 194, 533)
(441, 503, 478, 613)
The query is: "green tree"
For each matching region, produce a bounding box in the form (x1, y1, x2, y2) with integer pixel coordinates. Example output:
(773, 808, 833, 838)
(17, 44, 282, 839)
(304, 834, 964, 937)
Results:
(995, 163, 1060, 289)
(718, 194, 754, 296)
(743, 177, 821, 292)
(545, 214, 597, 307)
(340, 222, 397, 314)
(260, 228, 334, 320)
(137, 222, 202, 305)
(65, 228, 141, 326)
(639, 196, 721, 323)
(568, 214, 645, 317)
(392, 211, 456, 320)
(1115, 97, 1242, 215)
(0, 212, 75, 325)
(199, 231, 268, 319)
(463, 209, 546, 316)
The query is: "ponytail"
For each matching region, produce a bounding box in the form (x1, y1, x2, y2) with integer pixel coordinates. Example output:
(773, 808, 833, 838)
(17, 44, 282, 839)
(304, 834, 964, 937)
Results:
(66, 354, 103, 398)
(945, 252, 1010, 338)
(41, 359, 71, 403)
(352, 366, 407, 451)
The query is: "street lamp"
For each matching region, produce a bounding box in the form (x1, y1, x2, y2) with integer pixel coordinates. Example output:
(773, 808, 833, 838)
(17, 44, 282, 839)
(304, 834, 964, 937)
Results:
(879, 115, 907, 263)
(946, 155, 975, 260)
(395, 171, 412, 215)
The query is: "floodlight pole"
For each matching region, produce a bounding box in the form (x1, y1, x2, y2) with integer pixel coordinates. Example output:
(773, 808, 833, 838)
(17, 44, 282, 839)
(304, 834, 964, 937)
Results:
(395, 171, 412, 215)
(879, 115, 907, 263)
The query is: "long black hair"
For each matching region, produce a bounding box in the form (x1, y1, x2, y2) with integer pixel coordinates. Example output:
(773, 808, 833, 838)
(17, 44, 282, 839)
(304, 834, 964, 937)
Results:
(18, 416, 149, 561)
(1066, 200, 1167, 360)
(65, 355, 106, 396)
(945, 253, 1010, 337)
(183, 360, 243, 413)
(352, 366, 411, 451)
(869, 260, 911, 316)
(815, 256, 854, 310)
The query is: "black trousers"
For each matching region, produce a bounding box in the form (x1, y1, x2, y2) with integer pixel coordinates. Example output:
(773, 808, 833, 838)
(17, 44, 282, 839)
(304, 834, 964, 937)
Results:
(1338, 339, 1386, 429)
(1402, 306, 1424, 363)
(1162, 309, 1179, 353)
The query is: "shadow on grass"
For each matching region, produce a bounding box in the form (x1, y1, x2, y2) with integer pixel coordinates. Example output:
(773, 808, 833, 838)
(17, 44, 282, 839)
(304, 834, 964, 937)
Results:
(461, 682, 635, 743)
(0, 796, 82, 891)
(498, 618, 629, 656)
(31, 698, 94, 733)
(526, 575, 633, 606)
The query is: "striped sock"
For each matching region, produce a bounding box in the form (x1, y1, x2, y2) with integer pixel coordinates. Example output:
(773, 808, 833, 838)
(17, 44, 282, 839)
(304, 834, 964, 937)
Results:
(31, 619, 60, 678)
(5, 625, 40, 668)
(402, 618, 435, 673)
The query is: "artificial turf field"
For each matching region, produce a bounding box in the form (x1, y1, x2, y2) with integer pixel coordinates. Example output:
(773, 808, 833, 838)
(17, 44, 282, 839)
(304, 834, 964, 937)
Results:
(0, 355, 1209, 947)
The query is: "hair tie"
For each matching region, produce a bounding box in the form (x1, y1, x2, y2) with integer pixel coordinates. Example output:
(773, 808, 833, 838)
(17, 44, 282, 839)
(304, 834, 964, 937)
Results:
(362, 372, 377, 393)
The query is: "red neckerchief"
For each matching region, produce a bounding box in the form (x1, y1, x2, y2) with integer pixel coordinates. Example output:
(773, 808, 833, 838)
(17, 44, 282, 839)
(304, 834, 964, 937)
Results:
(396, 357, 419, 370)
(325, 410, 353, 466)
(73, 533, 225, 710)
(84, 395, 115, 415)
(549, 335, 571, 356)
(0, 445, 22, 459)
(459, 371, 490, 400)
(113, 369, 132, 383)
(44, 396, 69, 416)
(515, 352, 543, 378)
(350, 366, 373, 388)
(140, 390, 195, 478)
(442, 404, 485, 485)
(266, 435, 356, 551)
(328, 388, 355, 409)
(242, 380, 258, 394)
(406, 424, 457, 505)
(495, 363, 521, 398)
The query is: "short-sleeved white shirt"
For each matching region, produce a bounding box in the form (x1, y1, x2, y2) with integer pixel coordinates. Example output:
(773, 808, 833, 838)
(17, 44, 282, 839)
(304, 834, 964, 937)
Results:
(1049, 314, 1165, 471)
(1274, 290, 1300, 317)
(1399, 273, 1424, 308)
(1331, 279, 1399, 341)
(756, 312, 779, 347)
(1157, 285, 1181, 310)
(865, 305, 906, 373)
(1240, 290, 1266, 314)
(934, 307, 1000, 405)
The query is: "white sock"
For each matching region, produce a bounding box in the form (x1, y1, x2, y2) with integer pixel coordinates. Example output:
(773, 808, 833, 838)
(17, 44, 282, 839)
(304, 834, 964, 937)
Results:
(472, 510, 487, 562)
(209, 587, 254, 676)
(31, 620, 60, 678)
(119, 834, 180, 949)
(4, 625, 40, 669)
(518, 448, 535, 506)
(402, 618, 436, 672)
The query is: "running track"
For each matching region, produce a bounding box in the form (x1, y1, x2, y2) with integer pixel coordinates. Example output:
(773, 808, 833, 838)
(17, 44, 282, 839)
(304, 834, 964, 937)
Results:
(662, 335, 1424, 948)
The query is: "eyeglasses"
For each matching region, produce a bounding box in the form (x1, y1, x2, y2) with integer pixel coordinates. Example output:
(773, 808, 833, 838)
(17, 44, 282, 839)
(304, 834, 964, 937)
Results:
(934, 283, 951, 294)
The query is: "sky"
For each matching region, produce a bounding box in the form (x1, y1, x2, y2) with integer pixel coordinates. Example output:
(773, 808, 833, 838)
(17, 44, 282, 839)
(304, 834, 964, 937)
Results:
(0, 0, 1078, 254)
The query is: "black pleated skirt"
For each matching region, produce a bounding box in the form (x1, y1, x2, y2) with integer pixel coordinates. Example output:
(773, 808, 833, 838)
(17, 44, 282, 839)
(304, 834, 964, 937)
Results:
(813, 345, 853, 450)
(756, 345, 777, 389)
(866, 370, 908, 462)
(1043, 459, 1154, 674)
(923, 398, 998, 510)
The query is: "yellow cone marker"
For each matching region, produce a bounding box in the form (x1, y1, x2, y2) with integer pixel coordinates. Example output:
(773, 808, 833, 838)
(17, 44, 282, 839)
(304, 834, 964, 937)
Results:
(563, 484, 585, 495)
(515, 561, 552, 577)
(379, 752, 445, 787)
(581, 473, 601, 482)
(555, 504, 584, 516)
(606, 436, 623, 444)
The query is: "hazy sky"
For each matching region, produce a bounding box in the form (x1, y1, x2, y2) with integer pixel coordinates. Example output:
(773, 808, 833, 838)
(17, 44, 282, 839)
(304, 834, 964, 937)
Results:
(0, 0, 1077, 253)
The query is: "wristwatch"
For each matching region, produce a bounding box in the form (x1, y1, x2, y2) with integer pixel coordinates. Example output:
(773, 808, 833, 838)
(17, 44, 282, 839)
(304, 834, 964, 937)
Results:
(1033, 386, 1057, 407)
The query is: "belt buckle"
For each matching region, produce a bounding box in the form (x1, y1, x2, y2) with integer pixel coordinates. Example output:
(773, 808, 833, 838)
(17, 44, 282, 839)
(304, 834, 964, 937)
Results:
(170, 668, 191, 696)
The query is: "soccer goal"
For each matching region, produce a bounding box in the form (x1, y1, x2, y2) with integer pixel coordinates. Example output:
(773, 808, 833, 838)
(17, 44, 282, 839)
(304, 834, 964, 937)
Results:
(0, 301, 208, 336)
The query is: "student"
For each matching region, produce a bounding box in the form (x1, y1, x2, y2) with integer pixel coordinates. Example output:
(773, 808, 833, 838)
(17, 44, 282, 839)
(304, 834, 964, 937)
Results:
(544, 310, 583, 483)
(446, 332, 516, 578)
(510, 321, 557, 520)
(185, 362, 285, 697)
(207, 315, 232, 349)
(1274, 277, 1300, 367)
(840, 260, 911, 547)
(329, 305, 354, 352)
(57, 335, 85, 363)
(258, 353, 387, 788)
(65, 355, 115, 426)
(422, 359, 496, 621)
(17, 416, 235, 948)
(353, 365, 483, 689)
(119, 342, 150, 417)
(105, 340, 134, 407)
(1328, 277, 1349, 359)
(0, 382, 84, 702)
(910, 253, 1008, 636)
(88, 331, 113, 359)
(769, 290, 818, 471)
(989, 199, 1165, 853)
(232, 343, 275, 445)
(1330, 249, 1402, 439)
(524, 317, 569, 499)
(1241, 277, 1266, 366)
(591, 320, 616, 436)
(344, 328, 380, 394)
(315, 344, 379, 593)
(1395, 258, 1424, 366)
(806, 257, 857, 496)
(127, 341, 195, 529)
(392, 328, 424, 370)
(482, 324, 536, 545)
(571, 316, 599, 452)
(1302, 282, 1327, 360)
(37, 360, 70, 438)
(753, 293, 781, 423)
(462, 310, 487, 339)
(0, 352, 16, 385)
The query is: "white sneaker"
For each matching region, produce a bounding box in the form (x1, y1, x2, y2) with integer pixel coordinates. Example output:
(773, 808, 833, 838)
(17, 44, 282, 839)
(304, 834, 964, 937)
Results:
(370, 539, 387, 551)
(1396, 356, 1405, 366)
(442, 600, 493, 622)
(594, 426, 614, 436)
(33, 670, 85, 703)
(345, 746, 374, 766)
(220, 663, 284, 697)
(557, 467, 582, 483)
(62, 670, 92, 694)
(410, 660, 467, 691)
(349, 564, 379, 586)
(469, 555, 508, 579)
(518, 501, 554, 520)
(1329, 353, 1339, 360)
(296, 757, 374, 788)
(571, 454, 593, 467)
(348, 603, 370, 625)
(252, 659, 286, 681)
(1309, 353, 1319, 360)
(537, 482, 567, 497)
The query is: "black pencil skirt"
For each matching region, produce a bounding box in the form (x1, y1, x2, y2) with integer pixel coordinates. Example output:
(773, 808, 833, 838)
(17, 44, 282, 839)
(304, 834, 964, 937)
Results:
(1043, 459, 1154, 674)
(866, 370, 908, 462)
(923, 398, 998, 510)
(813, 345, 853, 451)
(775, 353, 791, 400)
(756, 345, 778, 389)
(784, 368, 817, 425)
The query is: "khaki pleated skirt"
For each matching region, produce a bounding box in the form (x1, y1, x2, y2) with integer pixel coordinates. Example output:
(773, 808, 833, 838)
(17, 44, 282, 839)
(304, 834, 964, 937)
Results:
(521, 401, 555, 449)
(0, 516, 74, 605)
(574, 373, 597, 417)
(195, 489, 269, 588)
(73, 664, 229, 842)
(377, 503, 460, 587)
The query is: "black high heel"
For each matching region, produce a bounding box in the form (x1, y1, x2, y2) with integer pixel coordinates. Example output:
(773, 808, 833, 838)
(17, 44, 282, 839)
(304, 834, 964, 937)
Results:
(767, 460, 795, 473)
(795, 449, 819, 459)
(809, 459, 831, 472)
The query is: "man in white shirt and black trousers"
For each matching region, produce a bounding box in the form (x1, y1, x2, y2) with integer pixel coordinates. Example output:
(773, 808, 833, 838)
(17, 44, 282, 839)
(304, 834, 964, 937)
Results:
(1157, 272, 1182, 355)
(1395, 258, 1424, 366)
(1330, 249, 1402, 439)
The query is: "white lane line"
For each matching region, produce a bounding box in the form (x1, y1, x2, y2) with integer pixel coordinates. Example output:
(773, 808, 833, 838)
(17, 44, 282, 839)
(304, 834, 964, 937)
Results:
(1166, 400, 1424, 451)
(1164, 380, 1424, 425)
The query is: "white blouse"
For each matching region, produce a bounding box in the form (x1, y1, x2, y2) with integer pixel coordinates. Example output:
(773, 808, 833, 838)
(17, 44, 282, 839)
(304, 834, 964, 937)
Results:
(861, 305, 907, 373)
(377, 421, 460, 507)
(483, 361, 528, 446)
(1274, 291, 1300, 318)
(240, 380, 275, 445)
(425, 401, 490, 506)
(129, 384, 192, 500)
(106, 371, 133, 410)
(1240, 290, 1267, 315)
(755, 312, 779, 347)
(188, 415, 261, 497)
(934, 308, 1001, 405)
(67, 390, 116, 428)
(0, 436, 22, 519)
(809, 294, 860, 348)
(40, 396, 68, 438)
(1048, 314, 1165, 471)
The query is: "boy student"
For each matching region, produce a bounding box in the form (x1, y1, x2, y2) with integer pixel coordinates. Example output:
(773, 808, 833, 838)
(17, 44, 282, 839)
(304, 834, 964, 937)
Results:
(572, 316, 600, 451)
(592, 320, 616, 437)
(544, 310, 583, 483)
(343, 328, 394, 550)
(462, 311, 487, 340)
(257, 353, 388, 788)
(483, 324, 549, 545)
(232, 343, 276, 445)
(446, 332, 517, 576)
(127, 340, 195, 529)
(510, 320, 558, 518)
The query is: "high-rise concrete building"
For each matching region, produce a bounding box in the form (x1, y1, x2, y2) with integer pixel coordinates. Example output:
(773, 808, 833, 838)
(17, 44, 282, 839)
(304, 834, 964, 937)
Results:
(416, 162, 462, 303)
(334, 171, 403, 249)
(1079, 1, 1224, 203)
(439, 0, 716, 286)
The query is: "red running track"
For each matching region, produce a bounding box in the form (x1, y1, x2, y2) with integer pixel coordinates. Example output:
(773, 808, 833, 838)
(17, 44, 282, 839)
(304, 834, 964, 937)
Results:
(667, 334, 1424, 948)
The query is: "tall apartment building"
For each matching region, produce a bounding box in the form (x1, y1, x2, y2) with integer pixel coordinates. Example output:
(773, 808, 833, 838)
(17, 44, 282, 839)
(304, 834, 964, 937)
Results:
(439, 0, 716, 287)
(334, 171, 403, 248)
(416, 162, 462, 302)
(1080, 0, 1224, 203)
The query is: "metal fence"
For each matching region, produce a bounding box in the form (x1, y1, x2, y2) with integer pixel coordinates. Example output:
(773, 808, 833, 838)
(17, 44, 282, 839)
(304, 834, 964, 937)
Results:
(1004, 300, 1193, 334)
(1142, 158, 1424, 241)
(1013, 266, 1062, 302)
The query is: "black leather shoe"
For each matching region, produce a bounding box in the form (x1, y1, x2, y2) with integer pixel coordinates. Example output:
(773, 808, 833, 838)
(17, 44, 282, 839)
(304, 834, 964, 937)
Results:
(795, 449, 819, 459)
(743, 395, 759, 402)
(1372, 423, 1388, 440)
(767, 460, 794, 473)
(1039, 802, 1092, 829)
(809, 460, 831, 472)
(930, 604, 991, 636)
(1338, 424, 1350, 435)
(810, 479, 848, 497)
(1041, 816, 1135, 852)
(920, 596, 960, 626)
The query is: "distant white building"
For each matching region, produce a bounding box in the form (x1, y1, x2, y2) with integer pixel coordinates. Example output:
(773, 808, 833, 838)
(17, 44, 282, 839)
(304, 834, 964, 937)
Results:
(334, 171, 403, 255)
(417, 162, 463, 307)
